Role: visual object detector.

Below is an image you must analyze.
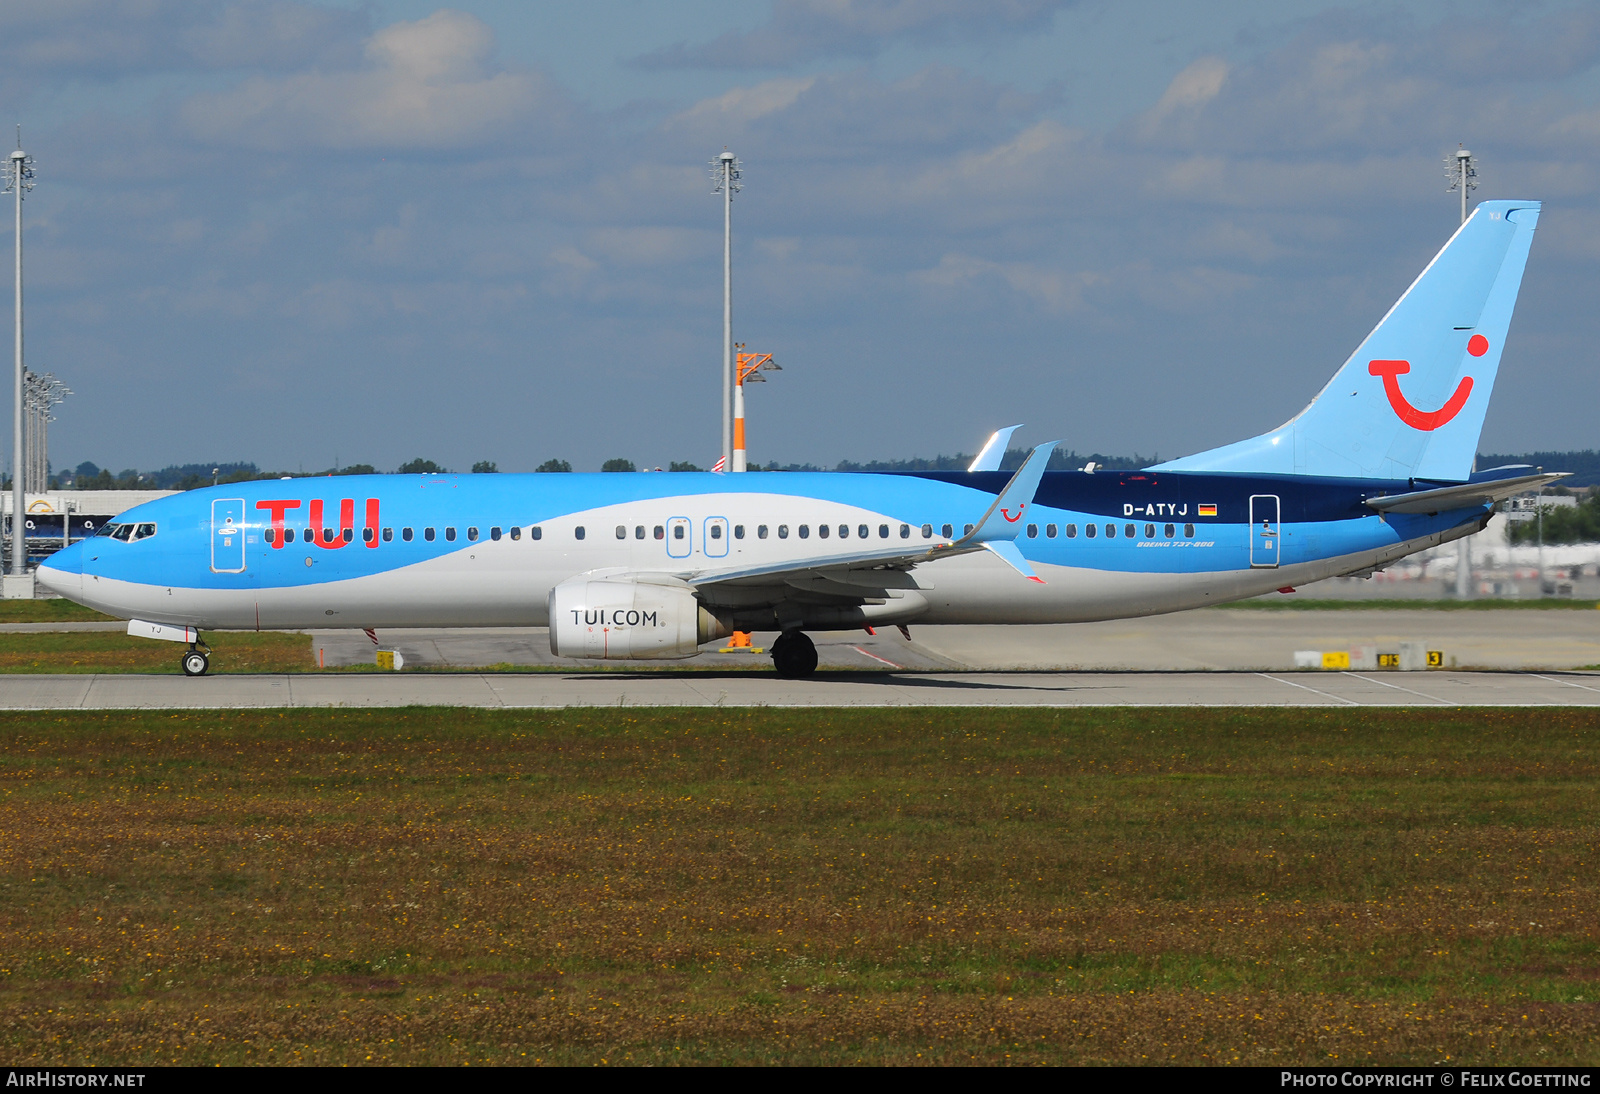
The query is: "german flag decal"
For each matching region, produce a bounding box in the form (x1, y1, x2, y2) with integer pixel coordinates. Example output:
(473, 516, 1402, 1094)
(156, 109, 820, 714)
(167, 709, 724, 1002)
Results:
(1197, 503, 1218, 517)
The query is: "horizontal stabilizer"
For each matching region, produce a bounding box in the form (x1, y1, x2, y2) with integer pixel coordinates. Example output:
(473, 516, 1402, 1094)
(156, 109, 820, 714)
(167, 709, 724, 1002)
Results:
(1365, 471, 1570, 514)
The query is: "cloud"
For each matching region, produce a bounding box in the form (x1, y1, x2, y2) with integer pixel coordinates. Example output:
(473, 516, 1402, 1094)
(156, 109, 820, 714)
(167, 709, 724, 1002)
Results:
(914, 252, 1104, 313)
(665, 66, 1052, 159)
(0, 1, 365, 76)
(1138, 56, 1228, 136)
(632, 0, 1074, 70)
(181, 10, 563, 151)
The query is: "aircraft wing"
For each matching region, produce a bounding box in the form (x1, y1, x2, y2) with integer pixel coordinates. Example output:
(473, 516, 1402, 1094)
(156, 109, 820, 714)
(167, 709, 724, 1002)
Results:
(688, 441, 1059, 599)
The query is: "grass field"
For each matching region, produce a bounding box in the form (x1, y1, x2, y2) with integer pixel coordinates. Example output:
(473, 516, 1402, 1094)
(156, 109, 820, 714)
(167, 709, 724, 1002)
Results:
(0, 600, 119, 623)
(0, 707, 1595, 1066)
(0, 631, 315, 674)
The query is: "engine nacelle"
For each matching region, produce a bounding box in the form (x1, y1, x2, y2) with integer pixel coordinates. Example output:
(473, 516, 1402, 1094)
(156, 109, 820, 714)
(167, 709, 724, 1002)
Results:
(548, 578, 730, 660)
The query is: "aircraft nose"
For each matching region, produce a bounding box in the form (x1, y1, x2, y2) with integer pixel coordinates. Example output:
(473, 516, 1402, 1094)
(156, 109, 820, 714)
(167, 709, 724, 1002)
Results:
(36, 541, 84, 598)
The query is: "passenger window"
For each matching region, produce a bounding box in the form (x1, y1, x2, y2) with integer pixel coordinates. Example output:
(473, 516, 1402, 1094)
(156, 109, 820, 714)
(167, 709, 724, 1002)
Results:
(734, 525, 745, 539)
(264, 528, 276, 545)
(673, 525, 684, 540)
(1046, 524, 1058, 538)
(424, 528, 436, 541)
(490, 527, 501, 541)
(1086, 524, 1097, 539)
(304, 527, 313, 543)
(575, 526, 586, 540)
(1105, 524, 1116, 538)
(653, 526, 664, 540)
(445, 527, 457, 542)
(467, 527, 479, 541)
(1145, 523, 1155, 538)
(362, 527, 374, 543)
(921, 524, 932, 538)
(1026, 524, 1038, 538)
(635, 526, 645, 539)
(799, 525, 810, 539)
(1164, 523, 1175, 538)
(531, 526, 542, 540)
(899, 524, 909, 538)
(1185, 523, 1195, 538)
(963, 524, 974, 536)
(859, 524, 869, 539)
(510, 526, 521, 541)
(615, 525, 626, 540)
(710, 524, 722, 540)
(778, 525, 789, 539)
(818, 524, 829, 539)
(941, 524, 953, 539)
(1064, 524, 1075, 538)
(1125, 524, 1135, 538)
(340, 528, 353, 544)
(402, 527, 413, 542)
(283, 527, 295, 543)
(758, 525, 769, 539)
(383, 527, 394, 542)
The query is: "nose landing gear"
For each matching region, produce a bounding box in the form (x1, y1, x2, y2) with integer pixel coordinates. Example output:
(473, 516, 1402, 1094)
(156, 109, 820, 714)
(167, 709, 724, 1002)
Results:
(181, 639, 211, 677)
(770, 630, 817, 678)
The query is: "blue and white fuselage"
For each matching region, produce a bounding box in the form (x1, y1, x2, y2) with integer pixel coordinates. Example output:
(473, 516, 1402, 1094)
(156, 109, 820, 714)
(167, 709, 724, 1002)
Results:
(35, 200, 1556, 674)
(40, 467, 1501, 629)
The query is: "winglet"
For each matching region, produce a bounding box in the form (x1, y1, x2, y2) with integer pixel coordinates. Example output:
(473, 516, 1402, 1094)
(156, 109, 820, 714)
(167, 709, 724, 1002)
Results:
(964, 441, 1058, 544)
(983, 539, 1044, 582)
(968, 424, 1023, 472)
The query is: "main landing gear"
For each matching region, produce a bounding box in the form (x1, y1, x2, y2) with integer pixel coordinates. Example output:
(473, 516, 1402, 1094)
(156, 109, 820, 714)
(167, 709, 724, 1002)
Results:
(770, 630, 817, 679)
(181, 639, 211, 677)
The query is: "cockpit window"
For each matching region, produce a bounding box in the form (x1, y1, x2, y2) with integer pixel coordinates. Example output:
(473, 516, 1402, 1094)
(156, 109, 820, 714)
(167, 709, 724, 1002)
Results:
(94, 523, 120, 538)
(131, 523, 157, 541)
(111, 524, 135, 541)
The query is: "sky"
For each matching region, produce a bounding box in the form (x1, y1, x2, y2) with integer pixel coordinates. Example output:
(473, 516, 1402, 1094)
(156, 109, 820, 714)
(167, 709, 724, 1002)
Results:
(7, 0, 1600, 475)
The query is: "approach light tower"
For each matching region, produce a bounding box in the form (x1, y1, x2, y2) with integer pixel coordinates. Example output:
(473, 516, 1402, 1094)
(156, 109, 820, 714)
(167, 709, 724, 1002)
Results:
(5, 129, 34, 585)
(1446, 146, 1478, 600)
(711, 150, 741, 472)
(732, 344, 780, 472)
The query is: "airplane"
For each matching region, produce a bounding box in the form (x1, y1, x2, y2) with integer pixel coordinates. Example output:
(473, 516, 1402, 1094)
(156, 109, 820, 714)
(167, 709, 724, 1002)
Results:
(37, 199, 1559, 679)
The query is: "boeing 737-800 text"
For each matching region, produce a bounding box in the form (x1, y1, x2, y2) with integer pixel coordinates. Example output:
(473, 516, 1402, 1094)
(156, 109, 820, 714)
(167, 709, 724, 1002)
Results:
(38, 200, 1557, 677)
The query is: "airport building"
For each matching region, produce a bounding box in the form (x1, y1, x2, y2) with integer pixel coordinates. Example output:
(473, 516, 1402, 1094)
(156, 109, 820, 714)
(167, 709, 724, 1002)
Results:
(2, 489, 177, 596)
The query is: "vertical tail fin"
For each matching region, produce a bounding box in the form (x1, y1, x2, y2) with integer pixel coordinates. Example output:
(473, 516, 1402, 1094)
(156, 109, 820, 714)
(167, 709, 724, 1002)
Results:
(1153, 199, 1540, 481)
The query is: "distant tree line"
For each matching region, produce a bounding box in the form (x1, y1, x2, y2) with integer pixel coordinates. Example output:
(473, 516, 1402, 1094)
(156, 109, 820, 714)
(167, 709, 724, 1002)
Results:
(1479, 450, 1600, 489)
(38, 448, 1600, 492)
(1506, 491, 1600, 546)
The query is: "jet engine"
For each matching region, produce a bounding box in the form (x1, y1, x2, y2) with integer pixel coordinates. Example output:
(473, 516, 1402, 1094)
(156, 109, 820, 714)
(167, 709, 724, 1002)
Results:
(548, 577, 730, 660)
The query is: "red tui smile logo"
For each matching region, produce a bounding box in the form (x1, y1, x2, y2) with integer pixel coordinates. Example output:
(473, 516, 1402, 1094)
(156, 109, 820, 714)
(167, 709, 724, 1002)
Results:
(1367, 334, 1488, 431)
(1368, 336, 1487, 432)
(1001, 503, 1025, 522)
